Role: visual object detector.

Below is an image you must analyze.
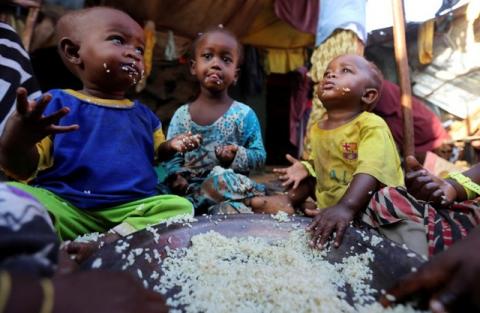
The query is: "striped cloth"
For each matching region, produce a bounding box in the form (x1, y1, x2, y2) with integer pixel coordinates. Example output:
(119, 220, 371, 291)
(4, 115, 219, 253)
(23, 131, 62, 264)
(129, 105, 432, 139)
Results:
(0, 22, 41, 133)
(364, 187, 480, 256)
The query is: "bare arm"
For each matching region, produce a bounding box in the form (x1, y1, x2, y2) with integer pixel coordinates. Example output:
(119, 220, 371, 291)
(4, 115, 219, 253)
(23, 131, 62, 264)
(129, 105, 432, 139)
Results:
(307, 173, 378, 248)
(451, 161, 480, 201)
(4, 271, 168, 313)
(461, 162, 480, 183)
(381, 226, 480, 313)
(0, 88, 78, 180)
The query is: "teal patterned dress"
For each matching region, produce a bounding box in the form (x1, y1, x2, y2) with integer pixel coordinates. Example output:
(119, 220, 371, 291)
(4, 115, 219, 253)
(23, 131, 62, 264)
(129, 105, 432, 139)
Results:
(161, 101, 266, 214)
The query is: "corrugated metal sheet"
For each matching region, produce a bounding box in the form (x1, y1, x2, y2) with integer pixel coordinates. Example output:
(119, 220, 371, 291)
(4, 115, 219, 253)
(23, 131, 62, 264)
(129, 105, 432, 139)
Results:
(412, 2, 480, 119)
(413, 63, 480, 118)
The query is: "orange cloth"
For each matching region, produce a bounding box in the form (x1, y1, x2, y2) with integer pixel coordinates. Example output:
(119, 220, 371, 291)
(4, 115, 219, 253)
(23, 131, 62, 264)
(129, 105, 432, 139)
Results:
(418, 19, 434, 65)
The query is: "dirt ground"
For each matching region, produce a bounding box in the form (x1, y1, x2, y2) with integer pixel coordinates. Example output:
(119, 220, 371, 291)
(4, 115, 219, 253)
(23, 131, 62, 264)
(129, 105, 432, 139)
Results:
(251, 166, 285, 194)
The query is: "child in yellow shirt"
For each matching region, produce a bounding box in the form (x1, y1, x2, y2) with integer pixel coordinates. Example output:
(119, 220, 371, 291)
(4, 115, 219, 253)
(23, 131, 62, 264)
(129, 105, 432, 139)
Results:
(251, 54, 404, 249)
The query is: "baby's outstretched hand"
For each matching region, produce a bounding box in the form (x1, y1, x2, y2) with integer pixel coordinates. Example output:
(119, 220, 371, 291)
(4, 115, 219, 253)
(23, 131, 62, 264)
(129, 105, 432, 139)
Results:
(169, 132, 202, 153)
(273, 154, 309, 190)
(215, 145, 238, 167)
(5, 88, 79, 144)
(305, 204, 354, 249)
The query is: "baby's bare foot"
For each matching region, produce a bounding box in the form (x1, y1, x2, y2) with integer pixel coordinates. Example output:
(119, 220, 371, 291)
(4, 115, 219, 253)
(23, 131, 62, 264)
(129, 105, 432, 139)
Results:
(63, 232, 121, 265)
(56, 244, 80, 275)
(249, 195, 294, 214)
(65, 241, 100, 264)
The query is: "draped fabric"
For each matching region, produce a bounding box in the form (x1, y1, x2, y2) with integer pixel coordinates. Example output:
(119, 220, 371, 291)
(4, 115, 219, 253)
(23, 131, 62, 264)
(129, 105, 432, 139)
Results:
(288, 67, 312, 151)
(315, 0, 366, 46)
(274, 0, 319, 34)
(373, 80, 450, 154)
(103, 0, 264, 39)
(366, 187, 480, 256)
(102, 0, 315, 73)
(0, 22, 41, 133)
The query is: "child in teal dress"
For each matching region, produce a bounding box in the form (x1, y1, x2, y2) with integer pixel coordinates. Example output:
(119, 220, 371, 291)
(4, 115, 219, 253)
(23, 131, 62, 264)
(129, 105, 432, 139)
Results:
(162, 27, 267, 214)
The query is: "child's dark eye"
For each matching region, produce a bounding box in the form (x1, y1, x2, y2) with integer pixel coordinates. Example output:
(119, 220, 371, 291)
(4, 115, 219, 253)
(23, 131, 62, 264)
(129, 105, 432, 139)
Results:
(342, 68, 352, 73)
(135, 47, 144, 55)
(201, 53, 212, 60)
(223, 56, 233, 64)
(108, 35, 124, 45)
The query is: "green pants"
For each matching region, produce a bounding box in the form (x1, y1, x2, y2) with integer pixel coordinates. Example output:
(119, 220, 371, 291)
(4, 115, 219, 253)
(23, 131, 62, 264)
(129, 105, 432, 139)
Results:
(8, 182, 193, 241)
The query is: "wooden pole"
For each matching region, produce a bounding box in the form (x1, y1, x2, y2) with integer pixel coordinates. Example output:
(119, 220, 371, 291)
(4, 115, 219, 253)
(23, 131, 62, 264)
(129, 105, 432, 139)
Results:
(391, 0, 415, 157)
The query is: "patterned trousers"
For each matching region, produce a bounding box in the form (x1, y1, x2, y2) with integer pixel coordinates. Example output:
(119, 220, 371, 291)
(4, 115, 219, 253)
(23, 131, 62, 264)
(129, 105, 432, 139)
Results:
(364, 187, 480, 256)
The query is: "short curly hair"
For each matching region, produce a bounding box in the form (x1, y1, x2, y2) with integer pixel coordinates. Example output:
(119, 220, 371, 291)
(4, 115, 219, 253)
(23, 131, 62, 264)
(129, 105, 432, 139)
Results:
(190, 26, 244, 65)
(364, 59, 384, 111)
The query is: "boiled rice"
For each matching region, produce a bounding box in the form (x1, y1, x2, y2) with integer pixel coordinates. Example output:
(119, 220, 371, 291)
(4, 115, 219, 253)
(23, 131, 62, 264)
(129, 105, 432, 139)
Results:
(155, 229, 426, 313)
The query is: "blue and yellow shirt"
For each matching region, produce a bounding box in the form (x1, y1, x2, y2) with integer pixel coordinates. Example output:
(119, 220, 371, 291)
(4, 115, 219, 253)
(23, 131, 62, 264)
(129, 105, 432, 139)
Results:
(31, 89, 165, 210)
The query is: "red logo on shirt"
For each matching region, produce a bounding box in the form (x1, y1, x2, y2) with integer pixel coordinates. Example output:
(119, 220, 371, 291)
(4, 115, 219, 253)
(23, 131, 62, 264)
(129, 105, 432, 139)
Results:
(342, 142, 358, 160)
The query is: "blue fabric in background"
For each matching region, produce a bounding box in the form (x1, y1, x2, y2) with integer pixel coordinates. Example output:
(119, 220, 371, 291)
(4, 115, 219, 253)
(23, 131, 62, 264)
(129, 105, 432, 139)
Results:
(315, 0, 366, 45)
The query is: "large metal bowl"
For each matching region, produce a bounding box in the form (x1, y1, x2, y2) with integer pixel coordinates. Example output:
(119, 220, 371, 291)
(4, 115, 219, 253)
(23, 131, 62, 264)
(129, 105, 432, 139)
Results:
(81, 213, 424, 307)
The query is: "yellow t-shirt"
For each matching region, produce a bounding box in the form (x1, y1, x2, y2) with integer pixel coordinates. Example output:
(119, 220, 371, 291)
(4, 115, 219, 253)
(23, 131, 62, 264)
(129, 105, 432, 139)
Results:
(310, 111, 404, 209)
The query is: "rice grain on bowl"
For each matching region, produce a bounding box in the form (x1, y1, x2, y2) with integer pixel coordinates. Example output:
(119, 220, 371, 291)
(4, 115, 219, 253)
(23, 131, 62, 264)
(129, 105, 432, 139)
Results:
(156, 229, 426, 313)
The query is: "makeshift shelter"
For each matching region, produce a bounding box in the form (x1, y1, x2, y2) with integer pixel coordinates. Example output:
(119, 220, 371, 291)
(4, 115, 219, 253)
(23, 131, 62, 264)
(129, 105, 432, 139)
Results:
(7, 0, 480, 165)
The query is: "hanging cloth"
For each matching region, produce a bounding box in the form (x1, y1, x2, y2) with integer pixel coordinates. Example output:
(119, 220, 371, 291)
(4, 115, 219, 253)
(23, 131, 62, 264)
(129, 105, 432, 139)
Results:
(273, 0, 319, 34)
(136, 20, 156, 92)
(315, 0, 366, 46)
(418, 19, 435, 65)
(266, 48, 306, 74)
(164, 30, 177, 61)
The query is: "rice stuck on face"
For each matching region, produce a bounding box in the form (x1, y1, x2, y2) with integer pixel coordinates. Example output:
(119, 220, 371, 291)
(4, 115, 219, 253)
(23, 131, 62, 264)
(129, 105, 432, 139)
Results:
(155, 229, 425, 313)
